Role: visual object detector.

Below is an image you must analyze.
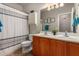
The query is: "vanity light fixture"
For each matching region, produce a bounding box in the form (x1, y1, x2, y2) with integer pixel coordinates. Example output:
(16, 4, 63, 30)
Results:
(60, 3, 64, 7)
(47, 3, 64, 11)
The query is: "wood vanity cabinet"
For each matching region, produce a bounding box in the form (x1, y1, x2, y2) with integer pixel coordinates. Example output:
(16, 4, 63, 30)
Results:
(32, 36, 79, 56)
(68, 42, 79, 56)
(32, 36, 50, 56)
(49, 39, 56, 56)
(32, 36, 41, 56)
(50, 39, 67, 56)
(39, 37, 50, 56)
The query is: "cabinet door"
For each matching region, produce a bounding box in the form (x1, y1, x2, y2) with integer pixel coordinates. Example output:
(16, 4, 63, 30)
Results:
(50, 39, 56, 56)
(50, 39, 67, 56)
(40, 37, 50, 56)
(32, 36, 41, 56)
(55, 40, 67, 56)
(69, 42, 79, 56)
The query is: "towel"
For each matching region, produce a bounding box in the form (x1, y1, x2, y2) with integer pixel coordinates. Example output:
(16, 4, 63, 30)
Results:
(73, 17, 78, 26)
(0, 20, 3, 32)
(72, 17, 79, 33)
(44, 25, 49, 31)
(0, 21, 3, 27)
(77, 17, 79, 25)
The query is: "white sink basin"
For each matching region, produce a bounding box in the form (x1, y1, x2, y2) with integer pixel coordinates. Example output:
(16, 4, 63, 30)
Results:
(56, 35, 79, 40)
(68, 36, 79, 39)
(56, 35, 66, 37)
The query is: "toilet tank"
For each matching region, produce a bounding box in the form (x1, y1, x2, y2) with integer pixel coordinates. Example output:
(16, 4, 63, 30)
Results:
(29, 34, 33, 41)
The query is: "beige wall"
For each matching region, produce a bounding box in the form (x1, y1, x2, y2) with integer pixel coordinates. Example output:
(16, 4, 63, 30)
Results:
(23, 4, 45, 33)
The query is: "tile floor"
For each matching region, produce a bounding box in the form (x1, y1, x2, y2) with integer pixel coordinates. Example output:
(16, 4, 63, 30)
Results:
(8, 48, 32, 56)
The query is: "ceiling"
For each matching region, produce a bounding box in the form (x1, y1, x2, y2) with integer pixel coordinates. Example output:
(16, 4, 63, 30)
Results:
(18, 3, 46, 12)
(3, 3, 74, 13)
(18, 3, 74, 12)
(18, 3, 45, 7)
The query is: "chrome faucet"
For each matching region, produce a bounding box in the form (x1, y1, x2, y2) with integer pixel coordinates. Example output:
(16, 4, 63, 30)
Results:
(65, 31, 69, 37)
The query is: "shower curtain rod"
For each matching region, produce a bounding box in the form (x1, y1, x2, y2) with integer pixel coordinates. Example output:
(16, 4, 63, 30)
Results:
(0, 12, 27, 20)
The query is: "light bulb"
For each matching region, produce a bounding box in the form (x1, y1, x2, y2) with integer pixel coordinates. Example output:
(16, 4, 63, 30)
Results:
(51, 6, 54, 9)
(47, 6, 51, 11)
(55, 4, 59, 8)
(60, 3, 64, 7)
(50, 4, 54, 6)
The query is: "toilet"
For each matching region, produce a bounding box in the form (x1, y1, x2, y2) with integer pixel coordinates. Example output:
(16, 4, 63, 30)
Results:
(21, 34, 33, 53)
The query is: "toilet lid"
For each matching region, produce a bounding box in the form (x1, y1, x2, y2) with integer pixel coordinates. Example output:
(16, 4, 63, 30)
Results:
(21, 41, 32, 44)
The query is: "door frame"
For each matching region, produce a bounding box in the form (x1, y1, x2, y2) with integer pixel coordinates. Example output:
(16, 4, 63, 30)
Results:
(58, 12, 73, 32)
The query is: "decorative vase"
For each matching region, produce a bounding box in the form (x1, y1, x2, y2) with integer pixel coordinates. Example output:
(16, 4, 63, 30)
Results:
(53, 32, 56, 35)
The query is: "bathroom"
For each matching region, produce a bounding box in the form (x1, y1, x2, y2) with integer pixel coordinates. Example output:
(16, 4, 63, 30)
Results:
(0, 3, 79, 56)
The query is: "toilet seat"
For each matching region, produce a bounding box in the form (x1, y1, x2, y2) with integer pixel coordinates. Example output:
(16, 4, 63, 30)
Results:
(21, 41, 32, 47)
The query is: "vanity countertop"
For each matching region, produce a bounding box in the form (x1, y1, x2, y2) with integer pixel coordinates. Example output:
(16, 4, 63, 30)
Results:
(32, 32, 79, 43)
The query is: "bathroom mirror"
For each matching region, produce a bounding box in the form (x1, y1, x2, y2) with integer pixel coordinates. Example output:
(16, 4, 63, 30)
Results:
(41, 3, 76, 32)
(51, 18, 55, 23)
(47, 17, 51, 23)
